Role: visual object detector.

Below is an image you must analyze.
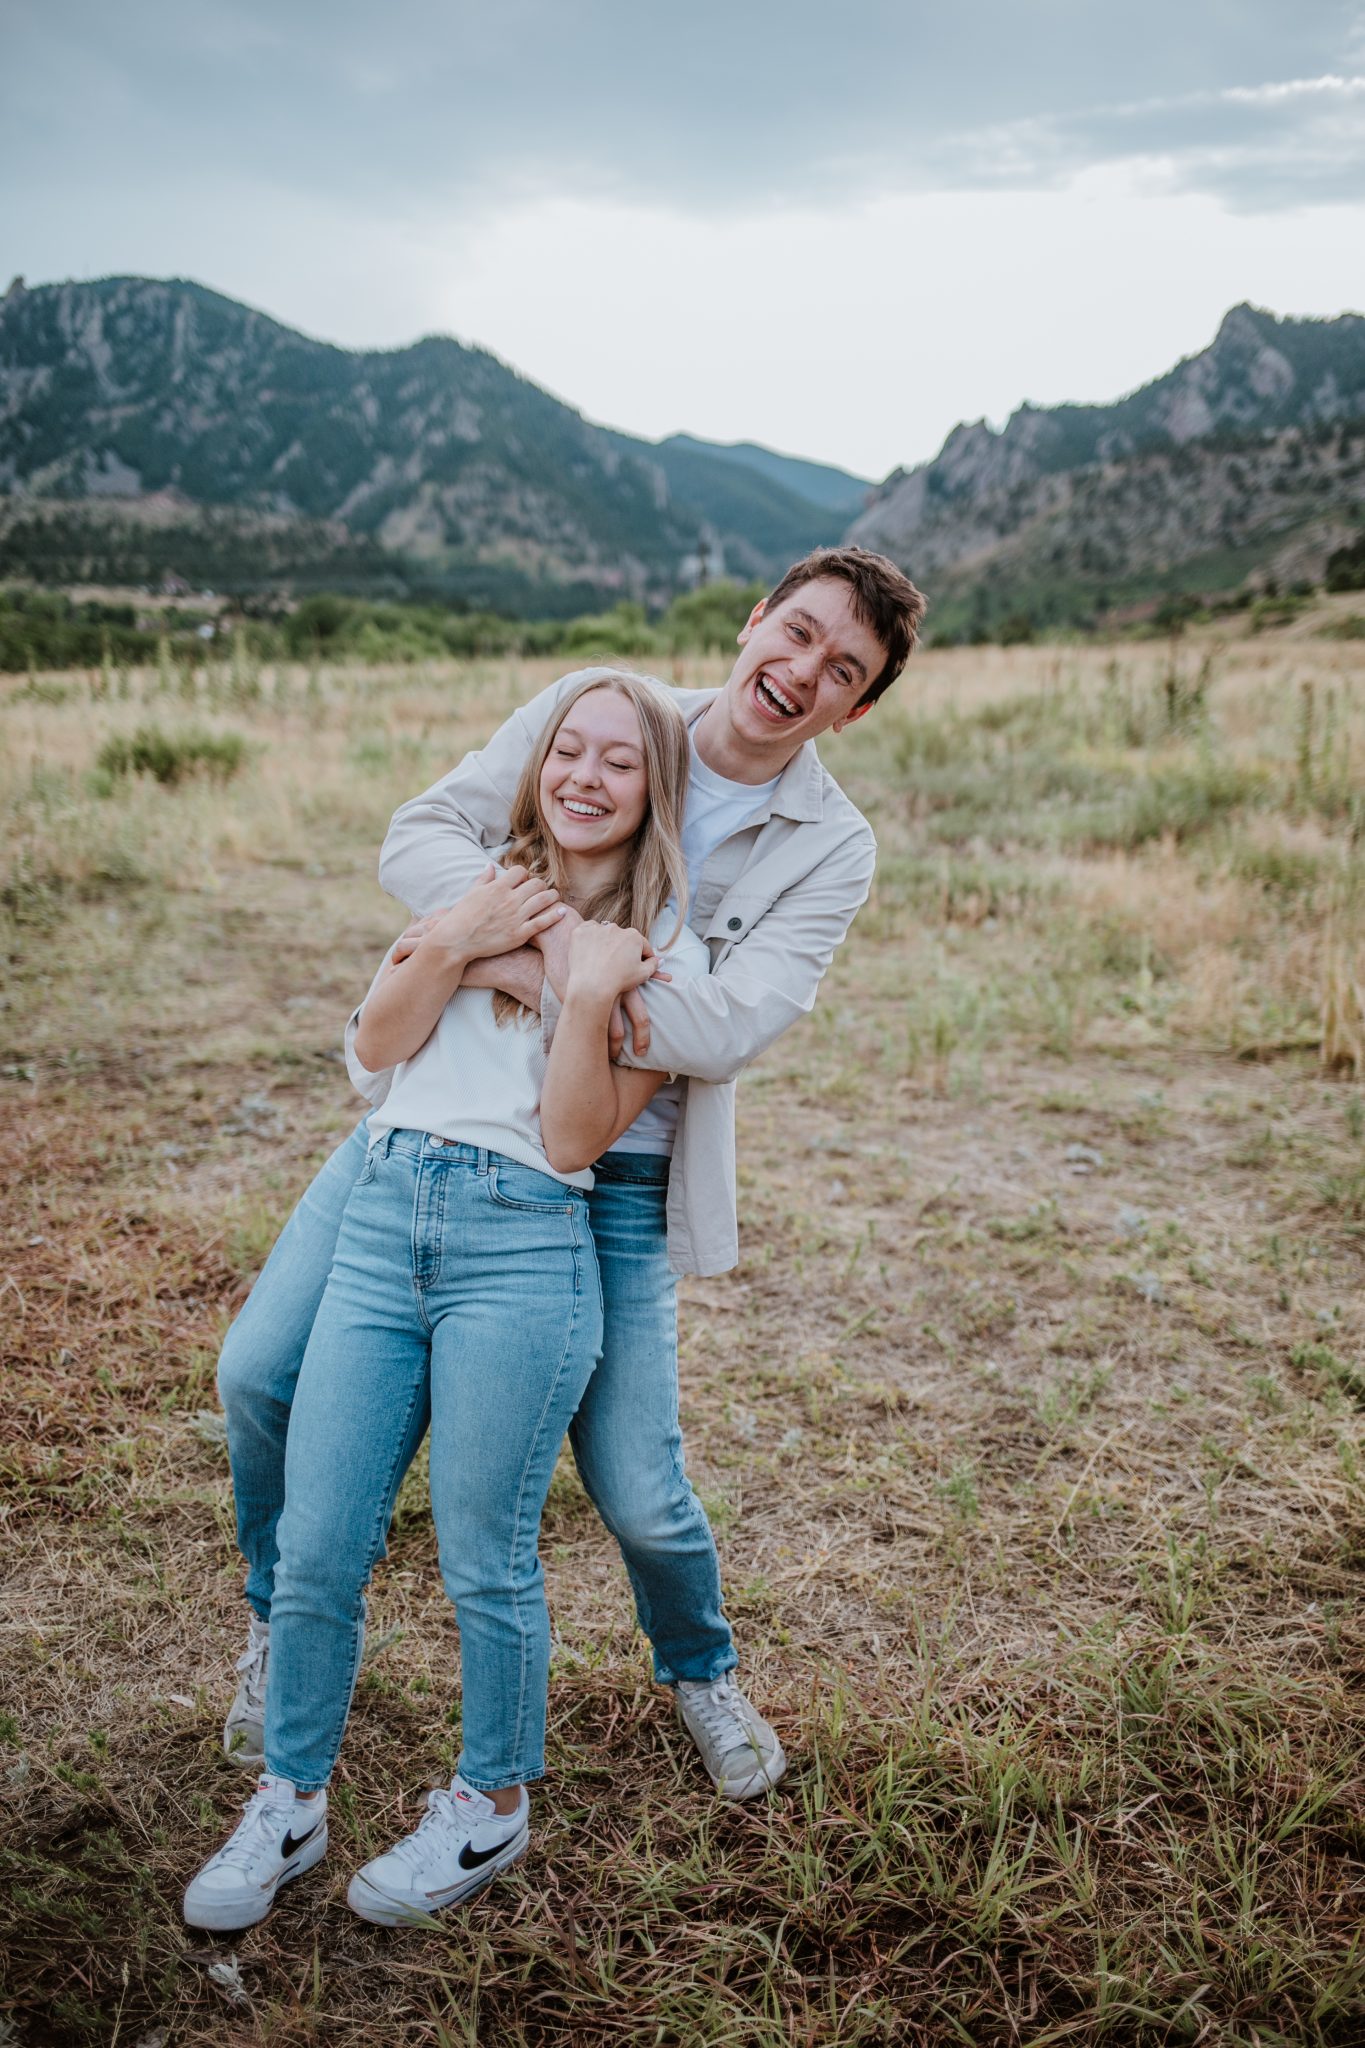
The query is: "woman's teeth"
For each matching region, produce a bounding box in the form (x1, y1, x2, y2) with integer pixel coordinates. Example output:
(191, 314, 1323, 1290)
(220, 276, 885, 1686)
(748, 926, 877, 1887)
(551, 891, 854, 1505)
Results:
(561, 798, 608, 817)
(756, 674, 800, 718)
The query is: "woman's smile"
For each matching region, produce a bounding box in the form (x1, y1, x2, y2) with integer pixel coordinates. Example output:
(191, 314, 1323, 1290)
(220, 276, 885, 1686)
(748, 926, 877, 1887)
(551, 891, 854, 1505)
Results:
(540, 687, 649, 855)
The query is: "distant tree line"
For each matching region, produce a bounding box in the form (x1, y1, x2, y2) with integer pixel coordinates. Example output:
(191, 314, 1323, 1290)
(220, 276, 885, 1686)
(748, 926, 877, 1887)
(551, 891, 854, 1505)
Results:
(5, 519, 1364, 673)
(0, 580, 768, 674)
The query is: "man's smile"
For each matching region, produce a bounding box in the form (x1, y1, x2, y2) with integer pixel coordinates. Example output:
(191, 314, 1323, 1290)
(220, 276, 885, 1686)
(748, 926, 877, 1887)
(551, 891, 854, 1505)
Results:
(752, 672, 803, 721)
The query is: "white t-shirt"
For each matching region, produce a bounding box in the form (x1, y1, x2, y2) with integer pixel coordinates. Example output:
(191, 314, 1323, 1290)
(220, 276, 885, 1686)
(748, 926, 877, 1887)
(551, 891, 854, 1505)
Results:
(609, 738, 777, 1156)
(365, 908, 709, 1180)
(679, 734, 781, 899)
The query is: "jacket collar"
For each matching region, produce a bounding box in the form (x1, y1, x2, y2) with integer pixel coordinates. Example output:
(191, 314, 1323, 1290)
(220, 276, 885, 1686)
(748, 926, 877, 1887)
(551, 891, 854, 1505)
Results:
(679, 689, 825, 825)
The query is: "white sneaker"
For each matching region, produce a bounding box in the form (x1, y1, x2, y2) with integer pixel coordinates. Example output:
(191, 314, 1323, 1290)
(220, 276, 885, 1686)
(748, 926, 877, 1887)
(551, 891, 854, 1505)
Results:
(182, 1775, 328, 1931)
(223, 1615, 269, 1768)
(675, 1675, 787, 1799)
(347, 1776, 529, 1926)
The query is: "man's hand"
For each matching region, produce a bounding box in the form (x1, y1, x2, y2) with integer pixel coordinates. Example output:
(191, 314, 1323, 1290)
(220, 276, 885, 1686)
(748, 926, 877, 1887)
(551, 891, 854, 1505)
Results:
(537, 904, 667, 1058)
(618, 986, 650, 1061)
(461, 945, 545, 1010)
(390, 910, 446, 966)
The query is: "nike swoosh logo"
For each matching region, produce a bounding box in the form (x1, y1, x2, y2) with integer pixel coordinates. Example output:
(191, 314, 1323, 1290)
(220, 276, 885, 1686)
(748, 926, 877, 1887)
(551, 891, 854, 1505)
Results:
(280, 1820, 323, 1860)
(456, 1836, 513, 1873)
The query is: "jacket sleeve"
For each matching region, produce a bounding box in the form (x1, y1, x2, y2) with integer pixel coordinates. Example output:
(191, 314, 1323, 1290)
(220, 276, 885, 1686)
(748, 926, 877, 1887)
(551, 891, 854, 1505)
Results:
(377, 672, 597, 914)
(541, 823, 876, 1085)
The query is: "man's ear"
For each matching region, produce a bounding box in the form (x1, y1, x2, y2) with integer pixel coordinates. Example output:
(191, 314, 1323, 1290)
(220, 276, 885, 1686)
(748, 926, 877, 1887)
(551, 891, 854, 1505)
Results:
(832, 699, 874, 734)
(737, 598, 767, 646)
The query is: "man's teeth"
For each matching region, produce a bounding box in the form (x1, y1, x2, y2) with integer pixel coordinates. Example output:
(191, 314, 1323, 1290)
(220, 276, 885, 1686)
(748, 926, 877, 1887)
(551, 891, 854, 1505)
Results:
(562, 798, 608, 817)
(757, 675, 800, 717)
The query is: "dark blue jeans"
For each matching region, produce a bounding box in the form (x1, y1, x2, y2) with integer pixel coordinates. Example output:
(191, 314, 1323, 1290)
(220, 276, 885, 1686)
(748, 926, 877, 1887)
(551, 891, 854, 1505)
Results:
(218, 1124, 736, 1689)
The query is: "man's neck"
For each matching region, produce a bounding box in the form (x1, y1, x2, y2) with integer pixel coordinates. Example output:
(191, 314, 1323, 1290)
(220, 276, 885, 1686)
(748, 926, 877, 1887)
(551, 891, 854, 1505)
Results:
(692, 702, 798, 786)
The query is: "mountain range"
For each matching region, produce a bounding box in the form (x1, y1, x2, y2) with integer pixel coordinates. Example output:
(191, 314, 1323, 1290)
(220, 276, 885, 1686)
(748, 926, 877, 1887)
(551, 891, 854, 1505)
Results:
(0, 275, 865, 613)
(850, 302, 1365, 633)
(1, 276, 1362, 629)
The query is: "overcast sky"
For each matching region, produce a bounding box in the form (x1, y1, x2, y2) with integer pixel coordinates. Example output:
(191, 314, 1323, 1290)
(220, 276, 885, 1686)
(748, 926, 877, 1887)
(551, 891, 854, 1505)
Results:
(3, 1, 1362, 478)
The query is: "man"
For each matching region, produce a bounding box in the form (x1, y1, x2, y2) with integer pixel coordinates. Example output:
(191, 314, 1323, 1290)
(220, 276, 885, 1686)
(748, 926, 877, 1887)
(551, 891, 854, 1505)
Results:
(210, 545, 924, 1898)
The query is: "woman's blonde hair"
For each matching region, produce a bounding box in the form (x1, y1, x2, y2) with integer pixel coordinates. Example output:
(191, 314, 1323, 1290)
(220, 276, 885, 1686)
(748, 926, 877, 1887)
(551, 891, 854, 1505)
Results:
(492, 669, 690, 1025)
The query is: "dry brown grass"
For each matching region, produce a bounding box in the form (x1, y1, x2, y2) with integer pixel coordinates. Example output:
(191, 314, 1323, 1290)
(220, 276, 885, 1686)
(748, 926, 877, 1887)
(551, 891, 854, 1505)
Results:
(2, 627, 1365, 2045)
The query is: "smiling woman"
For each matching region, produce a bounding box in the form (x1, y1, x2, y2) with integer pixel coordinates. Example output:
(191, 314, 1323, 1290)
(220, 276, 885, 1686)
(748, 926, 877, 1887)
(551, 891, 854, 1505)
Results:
(494, 673, 691, 1022)
(187, 668, 708, 1933)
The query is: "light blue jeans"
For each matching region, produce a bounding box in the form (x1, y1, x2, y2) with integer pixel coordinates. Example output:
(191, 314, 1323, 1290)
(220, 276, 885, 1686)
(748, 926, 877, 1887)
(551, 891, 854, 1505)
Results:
(264, 1130, 602, 1792)
(218, 1129, 735, 1755)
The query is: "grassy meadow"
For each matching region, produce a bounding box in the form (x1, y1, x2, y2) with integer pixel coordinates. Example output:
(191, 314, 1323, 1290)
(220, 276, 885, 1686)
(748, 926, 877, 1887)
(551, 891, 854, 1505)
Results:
(3, 615, 1365, 2045)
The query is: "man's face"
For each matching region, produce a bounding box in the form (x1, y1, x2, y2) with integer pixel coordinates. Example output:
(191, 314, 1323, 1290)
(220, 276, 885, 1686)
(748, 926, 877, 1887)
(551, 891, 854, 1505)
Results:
(720, 578, 886, 753)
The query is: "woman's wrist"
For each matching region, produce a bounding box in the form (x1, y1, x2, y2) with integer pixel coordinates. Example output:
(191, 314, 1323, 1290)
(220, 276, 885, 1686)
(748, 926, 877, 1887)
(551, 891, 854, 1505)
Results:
(561, 982, 617, 1027)
(418, 930, 475, 975)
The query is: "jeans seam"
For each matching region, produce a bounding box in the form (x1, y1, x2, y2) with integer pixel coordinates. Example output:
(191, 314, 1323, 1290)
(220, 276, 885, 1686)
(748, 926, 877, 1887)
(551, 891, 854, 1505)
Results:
(504, 1207, 589, 1780)
(282, 1355, 430, 1788)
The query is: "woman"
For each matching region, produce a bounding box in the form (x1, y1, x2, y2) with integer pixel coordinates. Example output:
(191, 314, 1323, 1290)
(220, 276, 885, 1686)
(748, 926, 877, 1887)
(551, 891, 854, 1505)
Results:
(184, 672, 708, 1931)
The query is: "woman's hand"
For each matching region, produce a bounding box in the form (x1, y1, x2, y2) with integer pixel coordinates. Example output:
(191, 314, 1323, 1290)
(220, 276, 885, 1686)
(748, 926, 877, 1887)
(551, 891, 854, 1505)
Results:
(419, 865, 563, 964)
(565, 922, 661, 1008)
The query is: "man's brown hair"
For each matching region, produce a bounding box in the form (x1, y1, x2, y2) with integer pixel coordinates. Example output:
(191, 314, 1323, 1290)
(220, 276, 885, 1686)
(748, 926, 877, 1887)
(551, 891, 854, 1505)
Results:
(763, 546, 926, 706)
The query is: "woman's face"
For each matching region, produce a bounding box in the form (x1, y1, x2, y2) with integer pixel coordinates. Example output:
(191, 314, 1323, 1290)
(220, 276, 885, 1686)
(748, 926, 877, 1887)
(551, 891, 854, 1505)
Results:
(539, 688, 650, 857)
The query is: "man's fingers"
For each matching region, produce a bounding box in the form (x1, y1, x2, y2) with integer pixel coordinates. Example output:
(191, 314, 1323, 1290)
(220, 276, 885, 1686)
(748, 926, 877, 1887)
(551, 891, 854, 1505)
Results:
(500, 863, 528, 887)
(528, 906, 565, 931)
(622, 985, 650, 1058)
(391, 908, 449, 960)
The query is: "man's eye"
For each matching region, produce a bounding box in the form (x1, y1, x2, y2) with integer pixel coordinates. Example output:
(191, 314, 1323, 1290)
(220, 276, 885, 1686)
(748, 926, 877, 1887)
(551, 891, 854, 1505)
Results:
(786, 624, 808, 642)
(832, 667, 852, 687)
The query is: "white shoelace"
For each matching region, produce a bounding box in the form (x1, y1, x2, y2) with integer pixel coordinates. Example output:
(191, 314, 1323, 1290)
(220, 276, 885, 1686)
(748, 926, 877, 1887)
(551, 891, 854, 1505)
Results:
(234, 1626, 269, 1710)
(682, 1678, 761, 1754)
(212, 1783, 295, 1873)
(387, 1787, 474, 1873)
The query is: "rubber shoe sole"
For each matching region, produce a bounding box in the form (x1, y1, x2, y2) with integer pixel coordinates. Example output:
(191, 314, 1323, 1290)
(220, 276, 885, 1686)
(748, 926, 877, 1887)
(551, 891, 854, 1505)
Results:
(182, 1821, 328, 1932)
(713, 1739, 788, 1799)
(345, 1822, 529, 1926)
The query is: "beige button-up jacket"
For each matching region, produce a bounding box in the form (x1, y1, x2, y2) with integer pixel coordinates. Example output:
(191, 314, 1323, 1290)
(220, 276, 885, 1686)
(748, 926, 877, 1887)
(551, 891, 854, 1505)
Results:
(357, 668, 876, 1275)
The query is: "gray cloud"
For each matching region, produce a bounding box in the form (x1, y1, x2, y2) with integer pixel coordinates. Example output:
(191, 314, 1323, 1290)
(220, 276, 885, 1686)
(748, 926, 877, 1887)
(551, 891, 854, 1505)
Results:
(2, 0, 1361, 221)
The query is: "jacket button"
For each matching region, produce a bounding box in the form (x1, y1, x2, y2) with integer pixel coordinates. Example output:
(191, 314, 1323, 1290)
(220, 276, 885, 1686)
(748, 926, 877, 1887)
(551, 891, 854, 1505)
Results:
(727, 916, 742, 931)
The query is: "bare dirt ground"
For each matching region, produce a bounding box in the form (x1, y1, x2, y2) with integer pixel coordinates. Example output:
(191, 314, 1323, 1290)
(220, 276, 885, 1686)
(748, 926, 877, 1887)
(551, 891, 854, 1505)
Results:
(2, 632, 1364, 2044)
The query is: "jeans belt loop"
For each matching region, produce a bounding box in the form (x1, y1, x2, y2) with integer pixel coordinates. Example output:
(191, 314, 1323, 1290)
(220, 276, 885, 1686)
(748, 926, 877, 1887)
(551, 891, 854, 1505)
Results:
(477, 1147, 490, 1175)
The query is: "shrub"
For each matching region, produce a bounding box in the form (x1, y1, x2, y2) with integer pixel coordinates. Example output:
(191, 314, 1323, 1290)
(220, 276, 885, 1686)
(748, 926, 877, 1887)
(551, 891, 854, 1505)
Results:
(659, 580, 765, 653)
(1325, 531, 1365, 594)
(96, 725, 248, 787)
